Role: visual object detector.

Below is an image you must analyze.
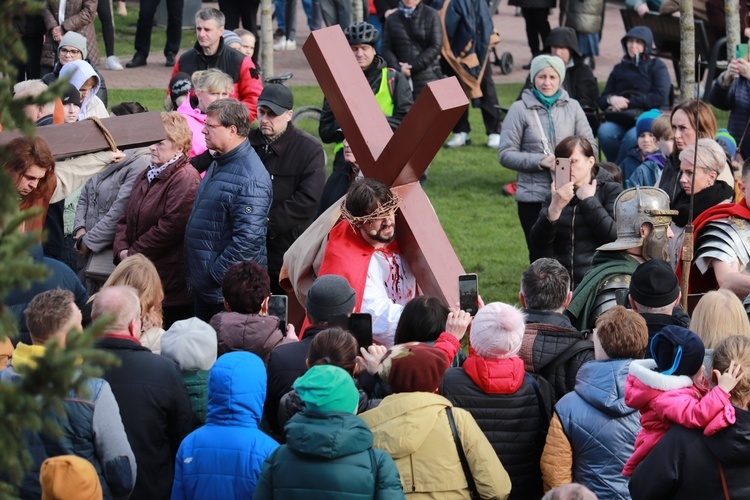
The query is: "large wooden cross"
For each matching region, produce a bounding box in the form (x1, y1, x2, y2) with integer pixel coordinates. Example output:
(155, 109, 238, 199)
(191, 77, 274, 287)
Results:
(304, 26, 470, 306)
(0, 112, 166, 159)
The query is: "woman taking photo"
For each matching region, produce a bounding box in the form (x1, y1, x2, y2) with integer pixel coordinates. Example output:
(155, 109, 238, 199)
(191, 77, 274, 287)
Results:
(113, 112, 201, 328)
(667, 138, 734, 268)
(498, 54, 595, 258)
(529, 136, 622, 287)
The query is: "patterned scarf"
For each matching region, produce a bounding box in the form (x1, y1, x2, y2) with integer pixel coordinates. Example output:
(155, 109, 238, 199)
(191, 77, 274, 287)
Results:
(147, 153, 183, 184)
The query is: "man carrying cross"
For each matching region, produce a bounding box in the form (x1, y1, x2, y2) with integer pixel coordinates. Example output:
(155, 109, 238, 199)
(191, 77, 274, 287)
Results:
(318, 178, 416, 346)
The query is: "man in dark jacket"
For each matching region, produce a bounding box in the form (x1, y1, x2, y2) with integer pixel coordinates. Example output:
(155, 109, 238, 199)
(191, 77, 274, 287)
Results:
(2, 289, 136, 498)
(94, 286, 193, 500)
(265, 274, 357, 438)
(597, 26, 671, 164)
(318, 22, 413, 184)
(168, 8, 263, 120)
(184, 98, 273, 322)
(518, 258, 594, 402)
(249, 84, 326, 294)
(520, 27, 599, 124)
(628, 258, 689, 349)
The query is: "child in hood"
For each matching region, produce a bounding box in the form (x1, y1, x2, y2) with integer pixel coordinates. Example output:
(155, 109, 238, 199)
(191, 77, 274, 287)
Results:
(622, 325, 743, 476)
(59, 60, 109, 120)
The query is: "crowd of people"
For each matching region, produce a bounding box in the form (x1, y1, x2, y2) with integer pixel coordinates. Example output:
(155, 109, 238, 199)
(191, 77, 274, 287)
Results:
(6, 1, 750, 499)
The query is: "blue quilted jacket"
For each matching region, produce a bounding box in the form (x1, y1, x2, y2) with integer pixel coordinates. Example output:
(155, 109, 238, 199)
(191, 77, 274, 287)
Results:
(554, 359, 641, 500)
(184, 139, 272, 303)
(172, 352, 279, 499)
(708, 75, 750, 160)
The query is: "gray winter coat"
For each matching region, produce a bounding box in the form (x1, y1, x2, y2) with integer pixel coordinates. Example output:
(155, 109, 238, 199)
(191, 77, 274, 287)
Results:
(498, 88, 595, 203)
(74, 148, 150, 252)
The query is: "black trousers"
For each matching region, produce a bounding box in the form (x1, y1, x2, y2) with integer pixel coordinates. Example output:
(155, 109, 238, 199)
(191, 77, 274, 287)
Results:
(453, 65, 501, 135)
(98, 0, 116, 57)
(517, 201, 543, 261)
(134, 0, 184, 58)
(218, 0, 260, 61)
(521, 7, 550, 57)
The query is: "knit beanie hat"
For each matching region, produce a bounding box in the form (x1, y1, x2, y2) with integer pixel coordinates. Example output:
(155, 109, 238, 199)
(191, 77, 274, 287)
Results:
(161, 318, 218, 371)
(469, 302, 526, 359)
(306, 275, 356, 321)
(716, 129, 737, 159)
(636, 109, 662, 137)
(294, 364, 359, 413)
(530, 55, 566, 85)
(650, 325, 705, 376)
(629, 259, 679, 308)
(377, 342, 449, 393)
(40, 455, 102, 500)
(61, 83, 81, 107)
(58, 32, 88, 60)
(222, 30, 242, 48)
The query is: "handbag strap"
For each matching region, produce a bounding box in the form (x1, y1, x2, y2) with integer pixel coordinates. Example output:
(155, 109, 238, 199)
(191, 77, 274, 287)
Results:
(736, 117, 750, 154)
(446, 407, 480, 499)
(532, 109, 551, 156)
(718, 460, 730, 500)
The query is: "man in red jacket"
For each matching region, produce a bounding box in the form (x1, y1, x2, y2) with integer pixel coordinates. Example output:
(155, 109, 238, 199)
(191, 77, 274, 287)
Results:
(169, 8, 263, 120)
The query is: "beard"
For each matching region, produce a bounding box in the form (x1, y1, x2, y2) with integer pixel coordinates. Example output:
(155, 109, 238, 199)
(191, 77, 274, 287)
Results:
(368, 226, 395, 244)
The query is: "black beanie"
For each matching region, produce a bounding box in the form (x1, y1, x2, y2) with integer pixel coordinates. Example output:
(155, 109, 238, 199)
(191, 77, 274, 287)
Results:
(650, 326, 705, 376)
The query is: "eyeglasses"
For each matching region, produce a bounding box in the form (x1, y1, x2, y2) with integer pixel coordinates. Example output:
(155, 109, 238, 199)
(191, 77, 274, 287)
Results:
(204, 121, 225, 130)
(60, 48, 82, 56)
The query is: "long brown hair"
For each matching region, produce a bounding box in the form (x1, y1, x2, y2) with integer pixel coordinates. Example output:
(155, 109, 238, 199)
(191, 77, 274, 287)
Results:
(670, 99, 718, 154)
(3, 136, 56, 209)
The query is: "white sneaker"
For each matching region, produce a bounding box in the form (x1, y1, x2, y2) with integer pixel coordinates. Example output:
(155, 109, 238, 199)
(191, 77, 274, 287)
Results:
(445, 132, 470, 148)
(106, 55, 124, 71)
(273, 38, 297, 51)
(487, 133, 501, 148)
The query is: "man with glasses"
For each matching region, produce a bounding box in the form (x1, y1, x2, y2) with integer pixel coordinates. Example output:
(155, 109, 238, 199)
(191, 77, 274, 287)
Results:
(248, 84, 325, 294)
(318, 178, 417, 346)
(184, 98, 273, 322)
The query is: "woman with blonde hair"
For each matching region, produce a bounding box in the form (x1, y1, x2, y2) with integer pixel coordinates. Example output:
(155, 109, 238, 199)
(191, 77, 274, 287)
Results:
(104, 254, 165, 352)
(175, 69, 234, 160)
(690, 289, 750, 372)
(113, 112, 201, 329)
(629, 335, 750, 498)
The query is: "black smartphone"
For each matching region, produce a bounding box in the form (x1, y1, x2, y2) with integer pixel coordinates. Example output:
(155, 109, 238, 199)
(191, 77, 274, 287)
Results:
(459, 273, 479, 316)
(328, 313, 374, 349)
(267, 295, 288, 333)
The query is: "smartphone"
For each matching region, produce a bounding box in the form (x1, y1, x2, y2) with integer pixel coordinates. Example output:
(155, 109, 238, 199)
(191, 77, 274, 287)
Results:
(555, 158, 571, 189)
(267, 295, 288, 333)
(737, 43, 749, 61)
(327, 313, 374, 349)
(459, 273, 479, 316)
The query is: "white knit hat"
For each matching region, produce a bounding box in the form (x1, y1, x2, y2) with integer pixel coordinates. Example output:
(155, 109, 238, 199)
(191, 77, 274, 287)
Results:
(161, 318, 218, 371)
(469, 302, 526, 359)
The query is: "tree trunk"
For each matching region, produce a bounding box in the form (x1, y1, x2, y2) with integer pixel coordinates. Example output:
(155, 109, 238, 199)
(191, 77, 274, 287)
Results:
(727, 0, 741, 63)
(679, 0, 696, 101)
(261, 0, 274, 77)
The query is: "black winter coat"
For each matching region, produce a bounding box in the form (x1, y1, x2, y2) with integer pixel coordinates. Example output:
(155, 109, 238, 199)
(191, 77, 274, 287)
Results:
(509, 0, 555, 8)
(441, 366, 550, 500)
(249, 123, 326, 279)
(97, 336, 193, 500)
(521, 310, 595, 402)
(529, 171, 623, 288)
(381, 2, 443, 97)
(629, 407, 750, 499)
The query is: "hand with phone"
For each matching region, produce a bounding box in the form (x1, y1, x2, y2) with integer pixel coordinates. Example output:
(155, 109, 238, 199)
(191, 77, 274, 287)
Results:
(357, 344, 388, 375)
(445, 310, 472, 341)
(548, 181, 575, 222)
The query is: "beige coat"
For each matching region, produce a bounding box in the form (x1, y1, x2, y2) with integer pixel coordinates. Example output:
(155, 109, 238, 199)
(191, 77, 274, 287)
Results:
(360, 392, 512, 499)
(42, 0, 100, 68)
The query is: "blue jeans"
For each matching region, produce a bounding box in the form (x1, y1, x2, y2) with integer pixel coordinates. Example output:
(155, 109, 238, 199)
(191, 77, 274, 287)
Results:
(275, 0, 286, 31)
(598, 122, 638, 164)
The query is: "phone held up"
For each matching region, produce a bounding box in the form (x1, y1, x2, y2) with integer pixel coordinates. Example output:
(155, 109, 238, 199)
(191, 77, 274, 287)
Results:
(267, 295, 288, 333)
(555, 158, 571, 189)
(329, 313, 374, 350)
(459, 273, 479, 316)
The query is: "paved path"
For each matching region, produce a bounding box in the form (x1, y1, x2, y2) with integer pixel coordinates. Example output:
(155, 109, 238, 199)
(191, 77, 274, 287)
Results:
(104, 1, 674, 90)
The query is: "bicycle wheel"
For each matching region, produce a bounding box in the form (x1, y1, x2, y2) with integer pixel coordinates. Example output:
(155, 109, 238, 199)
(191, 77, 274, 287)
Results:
(292, 105, 330, 170)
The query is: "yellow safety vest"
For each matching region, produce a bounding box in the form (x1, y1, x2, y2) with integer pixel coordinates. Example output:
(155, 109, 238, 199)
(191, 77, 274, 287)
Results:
(334, 67, 395, 154)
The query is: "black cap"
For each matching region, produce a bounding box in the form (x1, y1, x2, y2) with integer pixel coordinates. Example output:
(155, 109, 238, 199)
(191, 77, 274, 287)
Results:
(257, 84, 293, 115)
(629, 259, 679, 308)
(62, 83, 81, 107)
(651, 326, 705, 376)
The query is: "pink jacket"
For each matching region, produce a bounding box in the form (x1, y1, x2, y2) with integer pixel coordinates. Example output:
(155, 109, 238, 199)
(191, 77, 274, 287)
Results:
(622, 358, 735, 476)
(176, 97, 207, 158)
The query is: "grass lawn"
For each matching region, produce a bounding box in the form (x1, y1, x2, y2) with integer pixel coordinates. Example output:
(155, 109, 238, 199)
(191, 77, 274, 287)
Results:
(108, 82, 729, 306)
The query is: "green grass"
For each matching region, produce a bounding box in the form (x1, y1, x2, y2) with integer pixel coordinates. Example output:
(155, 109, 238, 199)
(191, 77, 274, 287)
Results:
(107, 82, 730, 306)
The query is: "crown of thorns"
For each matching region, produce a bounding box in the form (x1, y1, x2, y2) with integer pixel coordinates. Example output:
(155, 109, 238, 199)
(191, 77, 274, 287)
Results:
(340, 193, 402, 227)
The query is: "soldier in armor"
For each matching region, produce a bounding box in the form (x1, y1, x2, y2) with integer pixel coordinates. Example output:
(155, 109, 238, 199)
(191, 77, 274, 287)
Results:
(566, 186, 678, 330)
(683, 161, 750, 300)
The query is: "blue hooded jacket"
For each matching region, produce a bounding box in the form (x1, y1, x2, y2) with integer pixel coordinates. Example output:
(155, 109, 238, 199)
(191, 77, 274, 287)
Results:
(172, 352, 279, 499)
(598, 26, 671, 112)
